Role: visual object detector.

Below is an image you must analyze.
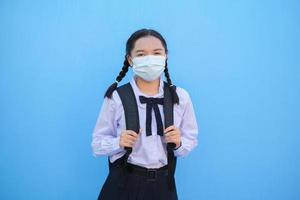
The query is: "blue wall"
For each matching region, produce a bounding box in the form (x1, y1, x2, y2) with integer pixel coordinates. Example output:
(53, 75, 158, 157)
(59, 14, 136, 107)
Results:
(1, 0, 299, 199)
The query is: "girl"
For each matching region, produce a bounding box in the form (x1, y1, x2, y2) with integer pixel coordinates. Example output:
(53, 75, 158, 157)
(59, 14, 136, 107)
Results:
(91, 29, 198, 200)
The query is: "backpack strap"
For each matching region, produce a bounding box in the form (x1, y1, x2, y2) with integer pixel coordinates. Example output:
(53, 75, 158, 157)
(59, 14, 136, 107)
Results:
(163, 81, 174, 128)
(114, 83, 140, 189)
(116, 82, 140, 162)
(163, 81, 177, 192)
(116, 83, 140, 136)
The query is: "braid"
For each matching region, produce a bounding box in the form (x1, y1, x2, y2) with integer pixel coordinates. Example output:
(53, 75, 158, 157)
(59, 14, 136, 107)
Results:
(164, 60, 179, 104)
(104, 56, 130, 98)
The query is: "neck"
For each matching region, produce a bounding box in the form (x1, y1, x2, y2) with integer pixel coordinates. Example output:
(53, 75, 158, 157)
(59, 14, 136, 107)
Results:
(135, 76, 160, 95)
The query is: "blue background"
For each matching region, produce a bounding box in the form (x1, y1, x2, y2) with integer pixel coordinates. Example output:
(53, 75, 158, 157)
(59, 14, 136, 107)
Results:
(1, 0, 299, 199)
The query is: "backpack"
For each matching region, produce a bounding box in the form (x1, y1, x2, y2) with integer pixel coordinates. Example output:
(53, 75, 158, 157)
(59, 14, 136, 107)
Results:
(113, 81, 177, 191)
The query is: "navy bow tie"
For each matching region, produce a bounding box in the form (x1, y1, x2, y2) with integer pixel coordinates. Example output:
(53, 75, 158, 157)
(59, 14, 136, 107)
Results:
(139, 96, 164, 136)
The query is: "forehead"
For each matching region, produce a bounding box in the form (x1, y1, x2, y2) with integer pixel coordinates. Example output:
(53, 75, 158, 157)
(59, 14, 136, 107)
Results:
(132, 36, 165, 51)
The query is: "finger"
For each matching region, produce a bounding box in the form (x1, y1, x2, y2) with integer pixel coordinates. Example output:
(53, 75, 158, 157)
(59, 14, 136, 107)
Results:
(165, 137, 174, 143)
(125, 137, 137, 144)
(170, 136, 179, 142)
(164, 135, 173, 142)
(124, 140, 134, 147)
(123, 132, 138, 140)
(125, 134, 138, 140)
(167, 134, 179, 142)
(165, 130, 177, 137)
(121, 140, 129, 148)
(164, 125, 175, 133)
(165, 133, 173, 140)
(165, 131, 174, 137)
(126, 130, 139, 137)
(164, 125, 176, 133)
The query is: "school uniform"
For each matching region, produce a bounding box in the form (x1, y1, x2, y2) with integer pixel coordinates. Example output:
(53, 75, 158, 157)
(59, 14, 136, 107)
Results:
(91, 75, 198, 200)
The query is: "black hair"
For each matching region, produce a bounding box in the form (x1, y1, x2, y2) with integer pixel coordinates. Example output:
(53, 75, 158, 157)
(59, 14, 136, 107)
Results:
(104, 28, 179, 104)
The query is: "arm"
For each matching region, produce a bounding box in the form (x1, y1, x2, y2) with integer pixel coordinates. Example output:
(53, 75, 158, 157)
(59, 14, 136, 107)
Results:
(174, 91, 199, 157)
(91, 92, 125, 157)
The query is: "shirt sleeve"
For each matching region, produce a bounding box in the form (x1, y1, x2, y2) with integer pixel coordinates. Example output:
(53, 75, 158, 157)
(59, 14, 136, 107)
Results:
(91, 91, 125, 157)
(174, 89, 199, 157)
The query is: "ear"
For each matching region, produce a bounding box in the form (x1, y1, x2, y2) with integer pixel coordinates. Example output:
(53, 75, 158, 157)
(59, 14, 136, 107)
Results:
(127, 55, 133, 66)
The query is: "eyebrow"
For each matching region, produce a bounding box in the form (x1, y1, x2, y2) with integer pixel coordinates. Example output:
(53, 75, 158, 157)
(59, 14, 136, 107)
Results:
(135, 50, 145, 53)
(134, 48, 164, 53)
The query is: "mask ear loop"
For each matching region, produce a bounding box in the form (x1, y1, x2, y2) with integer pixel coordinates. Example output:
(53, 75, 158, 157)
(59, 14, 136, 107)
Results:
(128, 55, 133, 67)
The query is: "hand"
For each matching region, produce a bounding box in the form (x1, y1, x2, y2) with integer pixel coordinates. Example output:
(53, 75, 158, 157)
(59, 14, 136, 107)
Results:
(119, 129, 140, 148)
(164, 125, 181, 149)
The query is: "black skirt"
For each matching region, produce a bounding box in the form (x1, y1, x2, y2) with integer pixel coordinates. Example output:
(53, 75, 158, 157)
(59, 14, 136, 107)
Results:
(97, 157, 178, 200)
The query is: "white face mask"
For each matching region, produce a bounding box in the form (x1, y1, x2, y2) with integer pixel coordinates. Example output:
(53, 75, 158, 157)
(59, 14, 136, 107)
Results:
(131, 55, 166, 82)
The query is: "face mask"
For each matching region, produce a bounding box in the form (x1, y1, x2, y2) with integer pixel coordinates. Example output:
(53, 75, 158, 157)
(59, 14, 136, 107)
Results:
(131, 55, 166, 82)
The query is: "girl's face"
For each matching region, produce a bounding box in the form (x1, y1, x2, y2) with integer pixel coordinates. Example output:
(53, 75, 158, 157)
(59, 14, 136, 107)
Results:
(127, 36, 167, 66)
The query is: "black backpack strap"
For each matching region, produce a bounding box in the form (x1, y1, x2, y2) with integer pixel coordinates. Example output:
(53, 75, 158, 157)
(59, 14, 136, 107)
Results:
(163, 81, 177, 192)
(116, 83, 140, 134)
(115, 82, 140, 189)
(116, 82, 140, 157)
(163, 81, 174, 129)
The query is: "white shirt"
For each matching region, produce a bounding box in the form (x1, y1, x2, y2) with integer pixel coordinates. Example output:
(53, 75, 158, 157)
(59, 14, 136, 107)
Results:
(91, 75, 198, 168)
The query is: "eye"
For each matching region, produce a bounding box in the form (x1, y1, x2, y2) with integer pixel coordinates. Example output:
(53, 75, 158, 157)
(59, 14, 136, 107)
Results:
(154, 52, 162, 55)
(136, 53, 144, 57)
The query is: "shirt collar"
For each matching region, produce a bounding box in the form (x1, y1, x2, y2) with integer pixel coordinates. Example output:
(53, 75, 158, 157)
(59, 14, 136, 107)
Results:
(130, 75, 164, 98)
